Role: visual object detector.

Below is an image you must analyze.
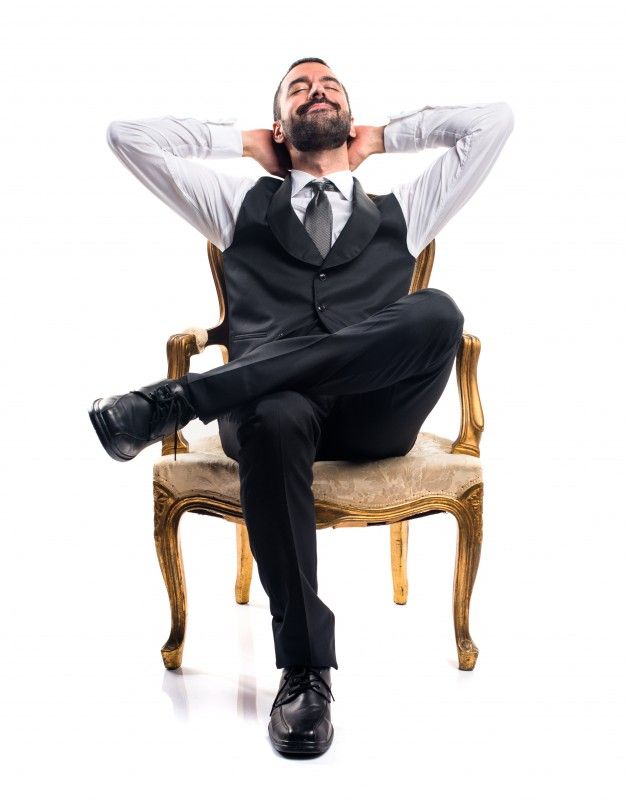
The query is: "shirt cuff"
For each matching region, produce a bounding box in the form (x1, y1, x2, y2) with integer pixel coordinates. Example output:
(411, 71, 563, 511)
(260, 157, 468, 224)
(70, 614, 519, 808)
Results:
(383, 106, 431, 153)
(203, 120, 244, 157)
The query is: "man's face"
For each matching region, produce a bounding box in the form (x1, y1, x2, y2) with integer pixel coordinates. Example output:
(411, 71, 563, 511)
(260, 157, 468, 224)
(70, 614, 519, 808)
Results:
(274, 63, 356, 152)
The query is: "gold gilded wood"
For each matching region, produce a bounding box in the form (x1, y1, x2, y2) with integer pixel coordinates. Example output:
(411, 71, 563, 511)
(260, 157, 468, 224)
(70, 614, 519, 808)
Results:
(154, 237, 485, 672)
(390, 521, 409, 604)
(454, 484, 483, 670)
(409, 238, 436, 293)
(154, 481, 187, 670)
(235, 523, 253, 604)
(162, 332, 198, 457)
(451, 334, 484, 457)
(161, 241, 230, 457)
(153, 479, 483, 671)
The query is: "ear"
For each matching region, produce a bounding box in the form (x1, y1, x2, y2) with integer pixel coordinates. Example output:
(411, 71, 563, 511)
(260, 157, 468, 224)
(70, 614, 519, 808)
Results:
(273, 121, 284, 144)
(349, 115, 356, 139)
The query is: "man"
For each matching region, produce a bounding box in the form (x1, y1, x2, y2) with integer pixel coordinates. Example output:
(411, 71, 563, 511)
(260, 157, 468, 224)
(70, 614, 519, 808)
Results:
(90, 57, 514, 756)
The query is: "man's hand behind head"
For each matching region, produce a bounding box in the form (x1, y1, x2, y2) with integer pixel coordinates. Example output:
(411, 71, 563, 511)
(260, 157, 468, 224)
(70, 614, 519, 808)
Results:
(243, 124, 383, 177)
(243, 129, 292, 178)
(347, 125, 386, 172)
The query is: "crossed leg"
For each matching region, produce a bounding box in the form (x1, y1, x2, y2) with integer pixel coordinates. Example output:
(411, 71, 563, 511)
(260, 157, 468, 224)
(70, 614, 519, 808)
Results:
(210, 288, 464, 671)
(184, 288, 464, 426)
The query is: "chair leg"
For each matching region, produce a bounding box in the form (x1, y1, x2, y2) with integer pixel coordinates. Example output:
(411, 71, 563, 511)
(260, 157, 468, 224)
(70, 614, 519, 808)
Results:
(390, 520, 409, 604)
(235, 522, 253, 604)
(154, 483, 187, 670)
(453, 483, 483, 670)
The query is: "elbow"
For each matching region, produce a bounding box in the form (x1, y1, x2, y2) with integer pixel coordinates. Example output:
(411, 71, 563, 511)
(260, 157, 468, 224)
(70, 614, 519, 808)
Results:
(106, 120, 128, 152)
(492, 102, 515, 136)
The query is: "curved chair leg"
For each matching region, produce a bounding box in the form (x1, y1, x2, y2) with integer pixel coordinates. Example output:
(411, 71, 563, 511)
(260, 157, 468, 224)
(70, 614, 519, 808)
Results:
(235, 522, 253, 604)
(390, 520, 409, 604)
(453, 483, 483, 670)
(154, 483, 187, 670)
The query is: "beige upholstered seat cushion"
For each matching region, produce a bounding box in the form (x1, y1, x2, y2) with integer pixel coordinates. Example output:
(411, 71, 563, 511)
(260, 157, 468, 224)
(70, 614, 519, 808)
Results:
(153, 431, 482, 509)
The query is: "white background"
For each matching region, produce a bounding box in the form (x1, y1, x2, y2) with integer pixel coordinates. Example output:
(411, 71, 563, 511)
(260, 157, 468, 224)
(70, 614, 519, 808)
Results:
(2, 0, 624, 806)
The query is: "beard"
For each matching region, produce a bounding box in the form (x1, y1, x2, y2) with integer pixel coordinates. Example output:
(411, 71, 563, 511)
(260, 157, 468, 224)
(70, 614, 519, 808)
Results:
(282, 106, 352, 152)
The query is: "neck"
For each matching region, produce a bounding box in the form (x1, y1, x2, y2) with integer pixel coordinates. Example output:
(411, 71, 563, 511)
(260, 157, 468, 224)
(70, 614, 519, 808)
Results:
(289, 146, 350, 177)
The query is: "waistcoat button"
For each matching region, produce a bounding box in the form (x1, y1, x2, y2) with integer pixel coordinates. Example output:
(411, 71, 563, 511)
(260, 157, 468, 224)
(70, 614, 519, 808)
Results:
(317, 304, 326, 311)
(319, 273, 326, 280)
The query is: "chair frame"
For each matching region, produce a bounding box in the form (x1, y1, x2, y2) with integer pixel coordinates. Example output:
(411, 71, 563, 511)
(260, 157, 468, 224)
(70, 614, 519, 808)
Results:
(154, 237, 485, 672)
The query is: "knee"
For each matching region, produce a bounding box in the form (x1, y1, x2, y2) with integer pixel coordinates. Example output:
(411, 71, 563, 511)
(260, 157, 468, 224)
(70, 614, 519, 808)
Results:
(421, 288, 464, 333)
(237, 391, 321, 447)
(404, 288, 464, 340)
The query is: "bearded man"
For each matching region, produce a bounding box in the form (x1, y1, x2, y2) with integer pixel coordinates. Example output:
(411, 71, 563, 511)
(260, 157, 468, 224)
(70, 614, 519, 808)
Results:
(90, 56, 514, 756)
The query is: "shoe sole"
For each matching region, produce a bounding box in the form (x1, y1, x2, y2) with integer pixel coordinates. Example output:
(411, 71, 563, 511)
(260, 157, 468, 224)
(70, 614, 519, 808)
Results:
(89, 399, 135, 462)
(268, 724, 334, 755)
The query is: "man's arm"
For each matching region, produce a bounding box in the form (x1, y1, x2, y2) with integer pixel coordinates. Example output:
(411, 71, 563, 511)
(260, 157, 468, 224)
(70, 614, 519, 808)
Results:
(382, 102, 515, 257)
(106, 115, 257, 251)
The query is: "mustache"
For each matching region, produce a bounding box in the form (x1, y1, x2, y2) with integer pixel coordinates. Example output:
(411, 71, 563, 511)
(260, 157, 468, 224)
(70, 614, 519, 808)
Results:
(299, 99, 339, 115)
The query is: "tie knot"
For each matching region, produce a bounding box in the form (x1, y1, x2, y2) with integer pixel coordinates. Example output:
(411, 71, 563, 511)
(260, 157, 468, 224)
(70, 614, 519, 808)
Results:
(308, 179, 335, 194)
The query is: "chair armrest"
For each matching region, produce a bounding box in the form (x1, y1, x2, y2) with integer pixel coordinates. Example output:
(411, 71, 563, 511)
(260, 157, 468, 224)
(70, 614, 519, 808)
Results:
(161, 322, 229, 457)
(178, 326, 210, 353)
(451, 333, 484, 457)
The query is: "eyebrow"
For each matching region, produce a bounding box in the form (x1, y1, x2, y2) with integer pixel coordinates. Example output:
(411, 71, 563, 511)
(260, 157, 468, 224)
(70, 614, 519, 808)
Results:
(286, 75, 341, 92)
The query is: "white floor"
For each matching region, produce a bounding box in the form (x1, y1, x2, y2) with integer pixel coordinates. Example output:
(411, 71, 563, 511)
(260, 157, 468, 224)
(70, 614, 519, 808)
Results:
(4, 440, 623, 809)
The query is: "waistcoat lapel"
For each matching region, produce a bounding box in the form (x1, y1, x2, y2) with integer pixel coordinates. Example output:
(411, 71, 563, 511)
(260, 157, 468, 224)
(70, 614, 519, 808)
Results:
(266, 173, 381, 269)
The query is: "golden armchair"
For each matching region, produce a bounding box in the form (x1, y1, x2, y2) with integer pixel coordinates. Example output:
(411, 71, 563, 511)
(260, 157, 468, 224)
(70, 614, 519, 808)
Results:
(153, 237, 484, 673)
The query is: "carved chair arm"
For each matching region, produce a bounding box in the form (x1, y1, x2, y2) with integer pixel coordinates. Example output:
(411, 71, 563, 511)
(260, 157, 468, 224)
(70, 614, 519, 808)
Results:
(161, 322, 229, 456)
(451, 333, 484, 457)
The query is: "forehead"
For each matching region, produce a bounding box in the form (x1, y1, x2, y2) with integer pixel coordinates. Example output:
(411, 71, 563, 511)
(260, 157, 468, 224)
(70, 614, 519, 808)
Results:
(282, 64, 342, 94)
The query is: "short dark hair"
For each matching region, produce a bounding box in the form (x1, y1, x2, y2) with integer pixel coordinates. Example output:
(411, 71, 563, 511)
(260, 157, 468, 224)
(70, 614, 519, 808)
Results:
(273, 57, 350, 122)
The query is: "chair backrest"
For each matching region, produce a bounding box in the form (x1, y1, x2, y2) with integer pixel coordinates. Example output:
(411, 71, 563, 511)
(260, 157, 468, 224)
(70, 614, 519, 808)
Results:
(205, 234, 436, 363)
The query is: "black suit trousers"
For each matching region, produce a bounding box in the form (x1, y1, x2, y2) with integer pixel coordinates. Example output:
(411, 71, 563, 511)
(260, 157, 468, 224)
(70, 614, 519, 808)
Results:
(182, 288, 465, 670)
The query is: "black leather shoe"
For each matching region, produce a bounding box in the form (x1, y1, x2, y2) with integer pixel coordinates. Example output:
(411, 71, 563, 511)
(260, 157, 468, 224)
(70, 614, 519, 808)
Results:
(268, 666, 335, 755)
(89, 378, 196, 462)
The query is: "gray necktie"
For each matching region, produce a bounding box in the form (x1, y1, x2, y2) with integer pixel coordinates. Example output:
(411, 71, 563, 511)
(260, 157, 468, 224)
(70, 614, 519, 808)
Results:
(304, 179, 335, 258)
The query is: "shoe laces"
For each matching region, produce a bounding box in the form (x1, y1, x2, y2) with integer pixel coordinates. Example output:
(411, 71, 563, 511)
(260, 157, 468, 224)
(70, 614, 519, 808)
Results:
(132, 383, 193, 460)
(270, 666, 335, 713)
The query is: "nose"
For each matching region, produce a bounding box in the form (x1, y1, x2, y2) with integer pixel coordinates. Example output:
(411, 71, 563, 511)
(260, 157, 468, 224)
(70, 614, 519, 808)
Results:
(308, 80, 327, 101)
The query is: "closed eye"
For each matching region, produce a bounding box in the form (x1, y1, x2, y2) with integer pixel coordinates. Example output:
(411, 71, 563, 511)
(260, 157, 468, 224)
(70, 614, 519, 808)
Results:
(290, 86, 340, 95)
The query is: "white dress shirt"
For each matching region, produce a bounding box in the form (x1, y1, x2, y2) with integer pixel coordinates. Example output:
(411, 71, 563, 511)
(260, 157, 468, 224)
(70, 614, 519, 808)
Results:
(106, 102, 514, 259)
(289, 169, 354, 248)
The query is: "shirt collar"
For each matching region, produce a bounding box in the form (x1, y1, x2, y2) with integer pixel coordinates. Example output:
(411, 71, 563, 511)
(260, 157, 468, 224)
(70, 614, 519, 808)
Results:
(289, 169, 354, 203)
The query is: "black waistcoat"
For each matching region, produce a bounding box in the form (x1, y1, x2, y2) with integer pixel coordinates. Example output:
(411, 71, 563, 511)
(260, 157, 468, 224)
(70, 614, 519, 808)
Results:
(222, 173, 415, 360)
